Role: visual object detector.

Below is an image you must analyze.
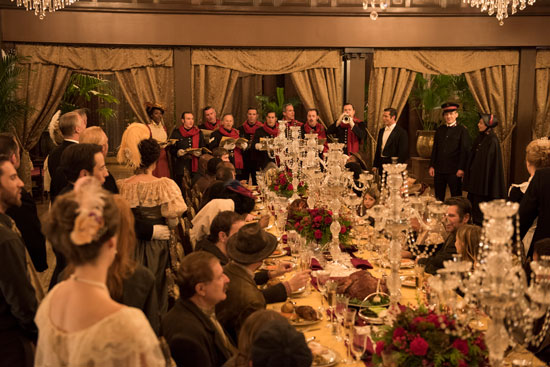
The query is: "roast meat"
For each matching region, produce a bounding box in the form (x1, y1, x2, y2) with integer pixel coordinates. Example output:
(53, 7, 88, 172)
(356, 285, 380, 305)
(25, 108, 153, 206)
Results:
(334, 270, 388, 300)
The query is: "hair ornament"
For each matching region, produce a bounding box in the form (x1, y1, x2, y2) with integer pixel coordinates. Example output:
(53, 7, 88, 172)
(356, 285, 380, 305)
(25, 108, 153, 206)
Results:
(70, 177, 107, 246)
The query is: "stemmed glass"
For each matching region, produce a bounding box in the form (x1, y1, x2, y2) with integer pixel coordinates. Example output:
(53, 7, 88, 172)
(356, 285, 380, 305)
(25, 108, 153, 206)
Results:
(342, 308, 357, 364)
(287, 230, 300, 263)
(299, 249, 312, 295)
(325, 280, 338, 329)
(351, 326, 370, 362)
(334, 294, 350, 341)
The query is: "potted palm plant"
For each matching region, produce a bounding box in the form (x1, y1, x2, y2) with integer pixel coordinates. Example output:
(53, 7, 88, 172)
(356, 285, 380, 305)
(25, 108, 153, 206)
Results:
(0, 52, 31, 133)
(409, 74, 455, 158)
(255, 87, 300, 121)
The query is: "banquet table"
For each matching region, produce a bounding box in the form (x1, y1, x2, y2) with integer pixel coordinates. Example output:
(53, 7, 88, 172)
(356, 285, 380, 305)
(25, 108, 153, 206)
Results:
(257, 213, 545, 367)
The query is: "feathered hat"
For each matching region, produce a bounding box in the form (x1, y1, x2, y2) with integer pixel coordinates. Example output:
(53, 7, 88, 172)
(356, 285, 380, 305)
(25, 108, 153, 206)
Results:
(117, 123, 152, 169)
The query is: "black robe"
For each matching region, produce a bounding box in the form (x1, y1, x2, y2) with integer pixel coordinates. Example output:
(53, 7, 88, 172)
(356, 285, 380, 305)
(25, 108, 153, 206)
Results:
(463, 130, 506, 199)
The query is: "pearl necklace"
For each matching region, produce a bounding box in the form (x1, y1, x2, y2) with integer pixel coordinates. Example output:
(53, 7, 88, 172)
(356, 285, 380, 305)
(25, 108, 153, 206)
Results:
(71, 274, 109, 292)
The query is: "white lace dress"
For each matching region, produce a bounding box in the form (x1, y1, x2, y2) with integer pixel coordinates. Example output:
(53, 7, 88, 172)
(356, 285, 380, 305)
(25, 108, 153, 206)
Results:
(118, 177, 187, 314)
(34, 286, 166, 367)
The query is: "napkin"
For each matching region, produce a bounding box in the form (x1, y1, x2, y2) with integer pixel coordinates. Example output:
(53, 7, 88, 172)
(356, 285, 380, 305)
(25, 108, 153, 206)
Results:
(310, 258, 324, 270)
(340, 244, 359, 254)
(350, 258, 373, 269)
(282, 234, 287, 244)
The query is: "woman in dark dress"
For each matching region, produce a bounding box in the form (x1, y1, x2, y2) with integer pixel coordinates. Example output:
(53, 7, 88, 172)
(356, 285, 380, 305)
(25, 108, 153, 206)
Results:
(463, 113, 506, 225)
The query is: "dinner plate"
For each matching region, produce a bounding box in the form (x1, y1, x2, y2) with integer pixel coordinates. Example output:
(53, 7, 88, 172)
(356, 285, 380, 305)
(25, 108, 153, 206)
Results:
(309, 342, 340, 367)
(290, 285, 306, 297)
(268, 249, 287, 258)
(400, 275, 416, 287)
(289, 310, 323, 327)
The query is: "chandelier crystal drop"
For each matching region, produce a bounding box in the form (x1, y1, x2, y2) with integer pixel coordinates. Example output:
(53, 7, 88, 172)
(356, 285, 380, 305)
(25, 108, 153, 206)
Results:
(463, 0, 536, 25)
(12, 0, 80, 19)
(362, 0, 388, 20)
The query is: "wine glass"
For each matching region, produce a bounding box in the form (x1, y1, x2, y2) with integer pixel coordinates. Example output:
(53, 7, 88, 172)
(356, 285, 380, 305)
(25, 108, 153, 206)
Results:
(351, 326, 370, 362)
(313, 270, 330, 295)
(334, 294, 350, 341)
(287, 230, 300, 263)
(343, 309, 357, 364)
(325, 280, 338, 328)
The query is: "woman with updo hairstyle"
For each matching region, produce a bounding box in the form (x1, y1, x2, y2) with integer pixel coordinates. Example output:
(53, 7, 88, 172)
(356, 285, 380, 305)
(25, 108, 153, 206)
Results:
(508, 138, 550, 254)
(118, 124, 187, 317)
(35, 178, 165, 367)
(224, 310, 288, 367)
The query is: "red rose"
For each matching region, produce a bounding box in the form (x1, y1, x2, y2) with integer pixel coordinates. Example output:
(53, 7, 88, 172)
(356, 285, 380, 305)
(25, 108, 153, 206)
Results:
(298, 181, 304, 187)
(392, 327, 406, 341)
(410, 336, 429, 356)
(314, 229, 323, 240)
(279, 177, 287, 185)
(340, 225, 347, 234)
(302, 216, 310, 223)
(274, 185, 279, 191)
(294, 222, 301, 229)
(314, 215, 322, 223)
(287, 184, 294, 191)
(279, 172, 285, 179)
(288, 171, 293, 177)
(298, 225, 304, 232)
(328, 210, 333, 215)
(412, 316, 425, 324)
(310, 209, 319, 217)
(324, 216, 333, 225)
(375, 340, 385, 356)
(452, 339, 469, 355)
(458, 360, 468, 367)
(474, 336, 486, 351)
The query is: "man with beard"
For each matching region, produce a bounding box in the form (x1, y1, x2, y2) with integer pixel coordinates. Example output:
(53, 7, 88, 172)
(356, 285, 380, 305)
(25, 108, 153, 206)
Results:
(327, 103, 367, 155)
(170, 111, 205, 188)
(208, 114, 245, 177)
(0, 134, 47, 273)
(162, 251, 234, 367)
(0, 156, 38, 367)
(252, 111, 280, 171)
(238, 107, 263, 184)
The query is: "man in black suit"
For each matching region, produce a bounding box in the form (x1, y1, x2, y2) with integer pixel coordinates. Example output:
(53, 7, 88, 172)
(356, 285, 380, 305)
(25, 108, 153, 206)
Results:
(162, 251, 234, 367)
(48, 109, 87, 202)
(372, 107, 409, 173)
(0, 133, 48, 272)
(520, 167, 550, 259)
(429, 102, 472, 202)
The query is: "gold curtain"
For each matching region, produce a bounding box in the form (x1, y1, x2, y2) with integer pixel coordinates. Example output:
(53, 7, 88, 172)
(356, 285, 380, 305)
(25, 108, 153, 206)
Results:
(115, 66, 175, 132)
(464, 65, 518, 182)
(290, 68, 343, 127)
(366, 66, 416, 163)
(191, 49, 342, 125)
(192, 65, 241, 122)
(15, 63, 72, 190)
(16, 44, 173, 71)
(535, 51, 550, 139)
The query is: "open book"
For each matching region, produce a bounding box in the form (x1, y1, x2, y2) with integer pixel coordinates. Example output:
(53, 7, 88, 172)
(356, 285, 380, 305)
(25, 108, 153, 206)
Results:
(220, 136, 248, 147)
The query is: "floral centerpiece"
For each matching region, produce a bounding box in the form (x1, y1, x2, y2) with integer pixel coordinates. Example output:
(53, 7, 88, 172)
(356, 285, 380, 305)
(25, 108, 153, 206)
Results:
(268, 170, 307, 198)
(372, 304, 488, 367)
(286, 206, 352, 248)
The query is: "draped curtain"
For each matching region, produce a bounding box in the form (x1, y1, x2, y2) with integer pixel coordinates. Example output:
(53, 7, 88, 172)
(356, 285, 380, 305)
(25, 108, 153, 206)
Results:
(368, 50, 519, 182)
(230, 74, 263, 125)
(15, 44, 174, 146)
(367, 67, 416, 163)
(191, 48, 342, 126)
(535, 50, 550, 139)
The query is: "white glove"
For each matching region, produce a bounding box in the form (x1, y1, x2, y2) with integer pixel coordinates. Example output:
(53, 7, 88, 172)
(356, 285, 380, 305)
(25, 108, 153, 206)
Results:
(224, 143, 236, 151)
(239, 142, 248, 150)
(152, 225, 170, 240)
(255, 143, 263, 150)
(192, 150, 202, 157)
(177, 149, 185, 157)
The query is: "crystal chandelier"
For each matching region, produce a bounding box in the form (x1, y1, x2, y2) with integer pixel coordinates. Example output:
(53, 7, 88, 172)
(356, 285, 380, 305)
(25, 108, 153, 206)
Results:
(463, 0, 536, 25)
(11, 0, 79, 19)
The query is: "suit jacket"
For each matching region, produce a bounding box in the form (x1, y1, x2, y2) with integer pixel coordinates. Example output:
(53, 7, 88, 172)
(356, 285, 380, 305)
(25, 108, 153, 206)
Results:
(6, 189, 48, 272)
(48, 140, 76, 201)
(196, 239, 287, 304)
(163, 298, 232, 367)
(418, 231, 457, 275)
(520, 168, 550, 259)
(216, 262, 266, 342)
(373, 124, 409, 171)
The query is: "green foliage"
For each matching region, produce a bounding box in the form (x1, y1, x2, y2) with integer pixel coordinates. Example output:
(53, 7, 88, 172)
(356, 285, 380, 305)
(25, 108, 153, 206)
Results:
(59, 73, 119, 123)
(409, 73, 456, 131)
(255, 87, 301, 120)
(0, 54, 32, 132)
(409, 73, 480, 139)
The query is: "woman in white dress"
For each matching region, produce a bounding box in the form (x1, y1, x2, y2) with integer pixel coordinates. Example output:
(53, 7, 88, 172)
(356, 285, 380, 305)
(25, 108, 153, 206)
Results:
(35, 177, 166, 367)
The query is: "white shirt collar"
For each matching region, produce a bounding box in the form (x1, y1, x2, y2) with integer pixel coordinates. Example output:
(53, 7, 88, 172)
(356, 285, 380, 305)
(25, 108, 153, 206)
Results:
(385, 123, 396, 131)
(65, 138, 79, 144)
(446, 121, 457, 127)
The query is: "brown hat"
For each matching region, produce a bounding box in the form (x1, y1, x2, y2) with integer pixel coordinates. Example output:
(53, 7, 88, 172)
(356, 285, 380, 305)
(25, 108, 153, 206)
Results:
(351, 152, 368, 171)
(227, 223, 278, 264)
